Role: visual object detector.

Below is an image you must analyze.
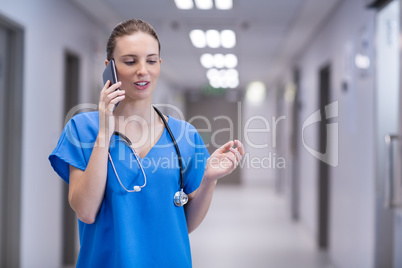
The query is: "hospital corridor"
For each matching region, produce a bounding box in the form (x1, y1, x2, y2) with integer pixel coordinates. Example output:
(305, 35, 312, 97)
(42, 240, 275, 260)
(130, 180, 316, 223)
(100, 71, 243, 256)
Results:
(1, 0, 402, 267)
(190, 184, 332, 268)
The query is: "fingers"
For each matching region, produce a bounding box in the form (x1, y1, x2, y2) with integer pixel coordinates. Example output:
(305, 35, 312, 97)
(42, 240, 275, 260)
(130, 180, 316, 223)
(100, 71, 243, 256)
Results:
(107, 93, 125, 111)
(213, 140, 244, 167)
(100, 81, 124, 112)
(215, 140, 235, 154)
(225, 140, 245, 169)
(102, 80, 111, 91)
(225, 151, 238, 168)
(105, 89, 125, 104)
(234, 140, 245, 156)
(101, 81, 121, 96)
(229, 147, 242, 163)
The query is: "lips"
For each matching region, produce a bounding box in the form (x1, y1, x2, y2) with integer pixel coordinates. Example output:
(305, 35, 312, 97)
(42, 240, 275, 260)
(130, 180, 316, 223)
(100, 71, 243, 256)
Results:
(133, 81, 150, 90)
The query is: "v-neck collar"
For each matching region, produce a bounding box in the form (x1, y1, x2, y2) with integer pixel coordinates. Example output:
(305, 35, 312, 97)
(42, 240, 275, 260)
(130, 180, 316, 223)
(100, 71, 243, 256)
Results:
(111, 116, 170, 159)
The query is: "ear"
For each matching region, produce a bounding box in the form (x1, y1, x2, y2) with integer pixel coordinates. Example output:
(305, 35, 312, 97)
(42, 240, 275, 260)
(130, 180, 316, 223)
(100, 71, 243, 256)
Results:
(105, 59, 109, 66)
(159, 58, 162, 65)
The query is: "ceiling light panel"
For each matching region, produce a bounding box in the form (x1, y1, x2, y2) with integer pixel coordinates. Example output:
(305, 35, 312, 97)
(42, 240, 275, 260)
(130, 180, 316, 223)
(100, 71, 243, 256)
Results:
(200, 53, 238, 69)
(207, 68, 239, 89)
(190, 29, 206, 48)
(191, 30, 236, 49)
(221, 30, 236, 48)
(200, 54, 214, 68)
(215, 0, 233, 10)
(206, 30, 221, 48)
(246, 81, 266, 104)
(225, 54, 238, 68)
(194, 0, 213, 9)
(214, 54, 225, 68)
(174, 0, 194, 9)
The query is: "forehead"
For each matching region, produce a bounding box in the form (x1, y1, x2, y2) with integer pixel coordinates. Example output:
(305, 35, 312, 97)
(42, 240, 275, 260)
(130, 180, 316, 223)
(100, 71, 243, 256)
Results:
(114, 32, 159, 56)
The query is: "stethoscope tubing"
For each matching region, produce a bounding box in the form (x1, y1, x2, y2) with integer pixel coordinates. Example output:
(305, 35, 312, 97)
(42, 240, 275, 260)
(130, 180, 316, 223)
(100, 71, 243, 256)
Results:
(153, 106, 184, 190)
(107, 106, 185, 195)
(108, 138, 147, 192)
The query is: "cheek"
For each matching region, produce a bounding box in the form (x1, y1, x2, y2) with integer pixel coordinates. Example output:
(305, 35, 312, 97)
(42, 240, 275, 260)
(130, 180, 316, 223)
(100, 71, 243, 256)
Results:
(117, 68, 132, 81)
(151, 67, 161, 78)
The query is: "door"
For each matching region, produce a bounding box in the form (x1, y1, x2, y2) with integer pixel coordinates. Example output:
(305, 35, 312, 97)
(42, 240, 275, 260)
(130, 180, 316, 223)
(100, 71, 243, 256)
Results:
(0, 15, 23, 268)
(374, 1, 402, 267)
(317, 64, 331, 249)
(63, 51, 80, 267)
(185, 94, 241, 184)
(290, 68, 301, 221)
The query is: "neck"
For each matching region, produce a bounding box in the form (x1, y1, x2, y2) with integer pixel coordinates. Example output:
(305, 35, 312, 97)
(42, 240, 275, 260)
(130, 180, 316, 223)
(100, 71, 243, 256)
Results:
(114, 98, 155, 124)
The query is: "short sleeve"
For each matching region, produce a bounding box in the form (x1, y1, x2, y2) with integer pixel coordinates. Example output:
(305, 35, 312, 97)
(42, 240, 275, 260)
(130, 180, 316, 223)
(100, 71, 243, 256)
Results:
(49, 118, 90, 184)
(182, 130, 210, 194)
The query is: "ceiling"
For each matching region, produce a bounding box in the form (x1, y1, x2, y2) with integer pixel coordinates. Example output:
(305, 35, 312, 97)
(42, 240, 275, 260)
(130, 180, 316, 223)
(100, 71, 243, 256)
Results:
(70, 0, 342, 92)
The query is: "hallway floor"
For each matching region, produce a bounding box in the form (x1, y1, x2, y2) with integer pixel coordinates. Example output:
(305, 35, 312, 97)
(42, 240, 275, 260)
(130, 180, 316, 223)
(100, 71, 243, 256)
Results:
(190, 184, 334, 268)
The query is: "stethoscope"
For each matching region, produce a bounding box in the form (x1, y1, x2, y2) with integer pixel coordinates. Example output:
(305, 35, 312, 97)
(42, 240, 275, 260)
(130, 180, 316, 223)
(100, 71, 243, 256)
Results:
(107, 106, 188, 207)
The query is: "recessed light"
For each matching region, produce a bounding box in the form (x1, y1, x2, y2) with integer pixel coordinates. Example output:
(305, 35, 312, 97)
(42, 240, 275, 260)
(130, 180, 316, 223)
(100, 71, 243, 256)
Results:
(225, 54, 238, 68)
(246, 81, 266, 104)
(190, 29, 236, 48)
(207, 68, 220, 80)
(195, 0, 213, 9)
(215, 0, 233, 10)
(189, 29, 206, 48)
(226, 68, 239, 78)
(207, 68, 239, 89)
(221, 30, 236, 48)
(214, 54, 225, 68)
(206, 30, 221, 48)
(200, 54, 214, 68)
(174, 0, 194, 10)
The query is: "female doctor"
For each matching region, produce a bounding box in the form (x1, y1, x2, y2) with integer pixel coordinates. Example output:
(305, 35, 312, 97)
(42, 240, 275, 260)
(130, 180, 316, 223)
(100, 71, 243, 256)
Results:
(49, 19, 244, 267)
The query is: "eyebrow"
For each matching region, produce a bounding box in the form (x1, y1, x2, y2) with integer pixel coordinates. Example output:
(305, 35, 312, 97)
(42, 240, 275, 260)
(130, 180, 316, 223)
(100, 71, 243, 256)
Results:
(121, 54, 159, 58)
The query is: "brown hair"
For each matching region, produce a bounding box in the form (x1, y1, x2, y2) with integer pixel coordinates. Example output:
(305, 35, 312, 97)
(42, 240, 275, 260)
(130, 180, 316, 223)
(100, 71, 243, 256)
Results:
(106, 19, 161, 60)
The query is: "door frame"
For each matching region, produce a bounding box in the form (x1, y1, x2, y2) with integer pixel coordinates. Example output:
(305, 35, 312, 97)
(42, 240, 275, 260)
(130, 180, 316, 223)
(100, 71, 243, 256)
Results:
(0, 13, 24, 268)
(373, 1, 400, 267)
(62, 50, 81, 266)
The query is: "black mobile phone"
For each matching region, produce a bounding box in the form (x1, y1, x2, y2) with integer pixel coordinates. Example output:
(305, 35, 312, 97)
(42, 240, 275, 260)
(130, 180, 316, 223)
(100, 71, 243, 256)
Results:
(102, 59, 118, 87)
(102, 59, 120, 109)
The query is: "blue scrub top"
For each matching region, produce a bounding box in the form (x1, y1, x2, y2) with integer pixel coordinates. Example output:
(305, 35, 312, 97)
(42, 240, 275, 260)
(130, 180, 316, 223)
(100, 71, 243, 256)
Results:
(49, 111, 209, 267)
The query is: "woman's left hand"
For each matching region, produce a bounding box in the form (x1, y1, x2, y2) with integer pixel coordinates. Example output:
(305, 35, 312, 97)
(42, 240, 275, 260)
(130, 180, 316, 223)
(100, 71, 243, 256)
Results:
(204, 140, 245, 182)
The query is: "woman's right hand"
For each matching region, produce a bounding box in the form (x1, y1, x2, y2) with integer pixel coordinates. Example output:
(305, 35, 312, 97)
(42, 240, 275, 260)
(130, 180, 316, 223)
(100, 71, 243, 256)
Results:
(98, 80, 125, 140)
(69, 80, 125, 224)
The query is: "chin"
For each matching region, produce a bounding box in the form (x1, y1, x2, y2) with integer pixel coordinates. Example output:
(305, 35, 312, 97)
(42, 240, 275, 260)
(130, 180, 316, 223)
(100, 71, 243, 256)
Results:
(127, 92, 153, 102)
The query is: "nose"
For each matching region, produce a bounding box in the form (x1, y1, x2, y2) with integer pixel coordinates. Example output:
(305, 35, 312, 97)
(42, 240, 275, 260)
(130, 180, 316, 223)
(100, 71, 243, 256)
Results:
(136, 61, 148, 76)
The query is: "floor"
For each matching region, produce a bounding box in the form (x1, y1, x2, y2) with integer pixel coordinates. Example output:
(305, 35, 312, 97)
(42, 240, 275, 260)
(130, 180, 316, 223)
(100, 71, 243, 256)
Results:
(190, 184, 334, 268)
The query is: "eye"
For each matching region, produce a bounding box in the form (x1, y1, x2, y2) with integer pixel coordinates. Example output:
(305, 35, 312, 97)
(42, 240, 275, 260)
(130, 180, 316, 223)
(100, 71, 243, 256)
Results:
(125, 60, 136, 66)
(148, 60, 157, 64)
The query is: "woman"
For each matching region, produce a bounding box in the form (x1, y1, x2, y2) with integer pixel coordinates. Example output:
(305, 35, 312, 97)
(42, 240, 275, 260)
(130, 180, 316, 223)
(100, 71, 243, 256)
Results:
(49, 19, 244, 267)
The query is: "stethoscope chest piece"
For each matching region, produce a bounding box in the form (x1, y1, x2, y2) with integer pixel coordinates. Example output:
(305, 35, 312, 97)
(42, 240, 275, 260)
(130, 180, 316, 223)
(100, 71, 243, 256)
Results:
(174, 189, 188, 207)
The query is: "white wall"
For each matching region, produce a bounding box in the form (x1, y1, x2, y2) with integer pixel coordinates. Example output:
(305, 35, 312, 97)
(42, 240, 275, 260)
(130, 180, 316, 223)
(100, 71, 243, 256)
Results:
(0, 0, 182, 267)
(241, 88, 279, 188)
(0, 1, 107, 267)
(278, 1, 377, 267)
(153, 78, 186, 118)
